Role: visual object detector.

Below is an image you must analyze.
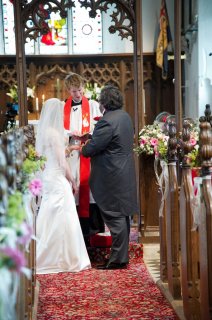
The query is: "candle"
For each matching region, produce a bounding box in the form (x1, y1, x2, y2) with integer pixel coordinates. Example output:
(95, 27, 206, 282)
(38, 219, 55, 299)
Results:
(143, 89, 146, 114)
(42, 94, 45, 105)
(35, 97, 39, 112)
(56, 78, 61, 99)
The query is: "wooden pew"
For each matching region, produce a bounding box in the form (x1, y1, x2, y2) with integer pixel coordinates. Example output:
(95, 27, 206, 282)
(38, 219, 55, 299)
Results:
(179, 120, 200, 319)
(165, 121, 181, 299)
(198, 109, 212, 319)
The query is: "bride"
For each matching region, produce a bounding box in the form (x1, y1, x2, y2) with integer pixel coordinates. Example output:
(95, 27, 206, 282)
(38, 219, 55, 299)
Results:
(35, 98, 91, 274)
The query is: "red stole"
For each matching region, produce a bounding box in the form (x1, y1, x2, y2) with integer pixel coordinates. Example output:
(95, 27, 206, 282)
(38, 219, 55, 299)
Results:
(64, 96, 90, 218)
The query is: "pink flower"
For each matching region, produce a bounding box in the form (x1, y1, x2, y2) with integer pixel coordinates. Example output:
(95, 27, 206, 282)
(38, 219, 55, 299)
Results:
(150, 138, 158, 146)
(0, 247, 26, 272)
(190, 138, 197, 146)
(29, 178, 42, 196)
(140, 137, 147, 145)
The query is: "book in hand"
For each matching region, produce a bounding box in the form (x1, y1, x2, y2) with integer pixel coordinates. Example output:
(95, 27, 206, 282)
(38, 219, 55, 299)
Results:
(69, 132, 91, 144)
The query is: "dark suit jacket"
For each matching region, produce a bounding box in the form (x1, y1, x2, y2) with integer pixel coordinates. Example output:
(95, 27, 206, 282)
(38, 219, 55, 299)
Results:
(82, 109, 138, 217)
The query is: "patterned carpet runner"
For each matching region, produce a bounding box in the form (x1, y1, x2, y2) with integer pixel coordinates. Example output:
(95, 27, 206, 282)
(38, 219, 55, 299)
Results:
(37, 236, 178, 320)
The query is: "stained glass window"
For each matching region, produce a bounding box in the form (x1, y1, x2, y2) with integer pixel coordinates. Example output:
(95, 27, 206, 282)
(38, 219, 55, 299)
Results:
(72, 2, 102, 54)
(2, 0, 15, 54)
(39, 10, 68, 54)
(1, 1, 102, 55)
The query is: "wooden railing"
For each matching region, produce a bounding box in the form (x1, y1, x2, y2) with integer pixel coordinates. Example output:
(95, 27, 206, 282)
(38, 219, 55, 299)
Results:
(158, 105, 212, 319)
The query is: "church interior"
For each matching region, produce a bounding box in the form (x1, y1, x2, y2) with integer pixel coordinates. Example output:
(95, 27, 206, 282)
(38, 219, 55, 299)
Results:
(0, 0, 212, 319)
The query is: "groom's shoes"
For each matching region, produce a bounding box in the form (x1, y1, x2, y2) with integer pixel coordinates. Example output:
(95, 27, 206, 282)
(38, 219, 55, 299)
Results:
(96, 262, 127, 270)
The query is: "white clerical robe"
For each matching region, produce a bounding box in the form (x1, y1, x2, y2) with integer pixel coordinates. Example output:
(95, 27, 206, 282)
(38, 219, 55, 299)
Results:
(65, 99, 102, 205)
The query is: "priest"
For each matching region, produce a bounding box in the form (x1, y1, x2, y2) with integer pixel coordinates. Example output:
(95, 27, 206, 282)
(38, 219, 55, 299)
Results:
(64, 72, 105, 245)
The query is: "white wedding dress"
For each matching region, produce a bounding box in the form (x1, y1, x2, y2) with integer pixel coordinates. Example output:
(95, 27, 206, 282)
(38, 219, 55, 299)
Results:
(36, 101, 91, 274)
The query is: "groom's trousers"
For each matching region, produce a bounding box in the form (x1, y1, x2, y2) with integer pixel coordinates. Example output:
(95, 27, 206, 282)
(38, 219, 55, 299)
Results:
(100, 211, 130, 265)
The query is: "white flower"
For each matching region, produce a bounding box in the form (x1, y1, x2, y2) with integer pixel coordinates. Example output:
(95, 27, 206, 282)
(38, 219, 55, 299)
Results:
(84, 90, 92, 99)
(27, 87, 35, 98)
(84, 82, 102, 101)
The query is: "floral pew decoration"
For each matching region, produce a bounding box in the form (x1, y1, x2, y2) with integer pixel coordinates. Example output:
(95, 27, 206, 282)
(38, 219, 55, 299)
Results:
(0, 142, 45, 320)
(134, 113, 200, 217)
(134, 112, 170, 217)
(183, 121, 200, 170)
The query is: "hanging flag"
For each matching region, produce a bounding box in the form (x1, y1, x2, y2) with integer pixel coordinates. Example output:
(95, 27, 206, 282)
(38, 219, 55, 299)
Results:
(156, 0, 172, 79)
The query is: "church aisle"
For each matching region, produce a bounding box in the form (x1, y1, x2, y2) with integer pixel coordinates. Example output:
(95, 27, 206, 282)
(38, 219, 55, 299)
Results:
(36, 255, 179, 320)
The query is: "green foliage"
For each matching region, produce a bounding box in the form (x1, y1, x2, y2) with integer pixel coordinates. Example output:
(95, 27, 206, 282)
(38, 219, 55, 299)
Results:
(6, 191, 25, 228)
(6, 85, 18, 103)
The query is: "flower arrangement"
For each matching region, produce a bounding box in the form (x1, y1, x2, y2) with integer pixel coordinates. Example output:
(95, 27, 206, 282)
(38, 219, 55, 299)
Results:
(134, 122, 169, 162)
(134, 120, 200, 166)
(0, 189, 32, 319)
(183, 122, 200, 168)
(21, 144, 46, 194)
(0, 145, 45, 272)
(0, 143, 45, 318)
(84, 82, 102, 101)
(6, 85, 35, 103)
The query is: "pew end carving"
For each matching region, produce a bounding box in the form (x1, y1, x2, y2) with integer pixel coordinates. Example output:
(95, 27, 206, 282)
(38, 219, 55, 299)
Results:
(198, 105, 212, 319)
(165, 121, 181, 299)
(179, 120, 201, 319)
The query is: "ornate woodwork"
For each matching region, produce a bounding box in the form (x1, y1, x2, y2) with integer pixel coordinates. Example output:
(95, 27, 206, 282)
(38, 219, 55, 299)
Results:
(198, 105, 212, 319)
(20, 0, 75, 42)
(199, 105, 212, 176)
(179, 120, 200, 319)
(159, 212, 167, 282)
(17, 0, 135, 43)
(78, 0, 135, 41)
(0, 54, 174, 132)
(165, 121, 181, 299)
(139, 154, 160, 241)
(12, 0, 138, 127)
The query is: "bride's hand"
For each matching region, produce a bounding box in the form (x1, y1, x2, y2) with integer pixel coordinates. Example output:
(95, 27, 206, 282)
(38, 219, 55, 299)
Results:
(69, 145, 81, 151)
(72, 181, 79, 195)
(65, 145, 81, 157)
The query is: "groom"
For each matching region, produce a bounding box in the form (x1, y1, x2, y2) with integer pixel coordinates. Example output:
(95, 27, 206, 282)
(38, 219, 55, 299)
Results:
(81, 85, 138, 269)
(63, 72, 105, 245)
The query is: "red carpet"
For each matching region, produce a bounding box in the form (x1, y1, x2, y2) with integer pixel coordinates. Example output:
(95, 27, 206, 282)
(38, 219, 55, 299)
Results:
(37, 256, 178, 319)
